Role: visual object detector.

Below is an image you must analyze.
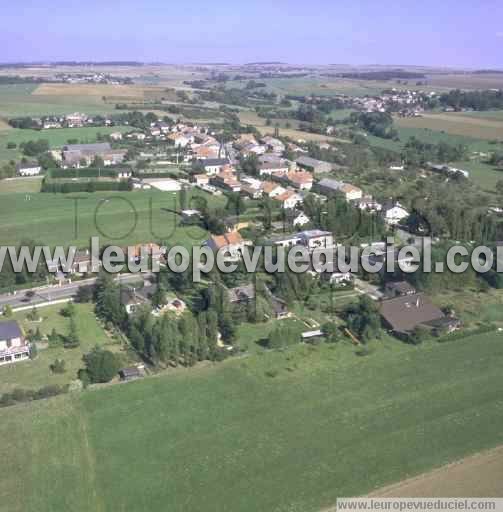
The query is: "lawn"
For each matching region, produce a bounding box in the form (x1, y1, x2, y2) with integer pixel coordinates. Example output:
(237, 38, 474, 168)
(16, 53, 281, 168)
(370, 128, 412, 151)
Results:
(0, 189, 219, 248)
(1, 330, 503, 511)
(0, 176, 43, 194)
(0, 304, 118, 394)
(395, 113, 503, 141)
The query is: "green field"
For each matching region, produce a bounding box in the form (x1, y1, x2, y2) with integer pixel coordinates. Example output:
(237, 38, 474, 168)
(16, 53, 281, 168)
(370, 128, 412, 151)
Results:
(0, 177, 43, 194)
(0, 304, 121, 394)
(0, 84, 116, 117)
(0, 189, 217, 248)
(0, 126, 131, 165)
(1, 330, 503, 512)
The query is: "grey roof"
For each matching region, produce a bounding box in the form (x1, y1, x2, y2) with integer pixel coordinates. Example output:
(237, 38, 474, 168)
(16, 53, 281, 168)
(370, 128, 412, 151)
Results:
(16, 161, 40, 170)
(385, 281, 416, 294)
(0, 321, 23, 340)
(64, 142, 111, 152)
(228, 284, 255, 303)
(199, 158, 229, 166)
(318, 178, 344, 190)
(379, 293, 445, 333)
(296, 156, 332, 169)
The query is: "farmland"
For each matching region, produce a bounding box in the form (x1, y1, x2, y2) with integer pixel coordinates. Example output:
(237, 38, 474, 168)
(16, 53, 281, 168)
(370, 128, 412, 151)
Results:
(395, 112, 503, 141)
(1, 330, 503, 511)
(0, 189, 218, 248)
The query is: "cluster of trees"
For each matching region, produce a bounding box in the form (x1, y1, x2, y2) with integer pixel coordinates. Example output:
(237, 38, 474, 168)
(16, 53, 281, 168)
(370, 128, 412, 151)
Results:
(0, 240, 51, 292)
(338, 70, 426, 81)
(41, 179, 131, 193)
(401, 137, 468, 166)
(0, 384, 68, 408)
(303, 194, 386, 241)
(348, 112, 398, 140)
(20, 139, 49, 157)
(439, 89, 503, 111)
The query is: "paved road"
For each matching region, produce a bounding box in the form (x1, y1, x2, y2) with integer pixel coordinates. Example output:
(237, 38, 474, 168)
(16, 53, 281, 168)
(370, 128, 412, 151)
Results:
(0, 273, 150, 310)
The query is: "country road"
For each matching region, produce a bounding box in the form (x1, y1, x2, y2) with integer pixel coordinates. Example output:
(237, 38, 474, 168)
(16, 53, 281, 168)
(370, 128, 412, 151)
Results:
(0, 273, 150, 310)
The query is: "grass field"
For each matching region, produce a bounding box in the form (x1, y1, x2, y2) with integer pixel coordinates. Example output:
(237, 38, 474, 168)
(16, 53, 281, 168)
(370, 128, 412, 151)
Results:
(396, 113, 503, 141)
(0, 304, 121, 395)
(0, 177, 43, 194)
(1, 330, 503, 511)
(0, 189, 218, 248)
(0, 126, 131, 164)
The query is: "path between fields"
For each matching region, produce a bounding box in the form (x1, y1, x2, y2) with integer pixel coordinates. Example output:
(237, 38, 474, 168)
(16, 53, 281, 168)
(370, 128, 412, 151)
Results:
(320, 445, 503, 511)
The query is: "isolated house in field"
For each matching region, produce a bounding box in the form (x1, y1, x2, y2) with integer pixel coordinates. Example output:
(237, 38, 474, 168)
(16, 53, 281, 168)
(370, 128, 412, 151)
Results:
(119, 366, 143, 381)
(296, 156, 332, 174)
(0, 321, 30, 366)
(16, 162, 42, 176)
(379, 293, 460, 337)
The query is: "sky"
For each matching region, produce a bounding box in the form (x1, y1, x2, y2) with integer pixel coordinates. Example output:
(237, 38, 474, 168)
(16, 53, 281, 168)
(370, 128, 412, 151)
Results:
(1, 0, 502, 69)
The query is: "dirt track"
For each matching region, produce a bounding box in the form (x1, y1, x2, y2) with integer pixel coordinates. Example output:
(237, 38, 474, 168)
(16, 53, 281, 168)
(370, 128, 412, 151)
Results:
(369, 445, 503, 498)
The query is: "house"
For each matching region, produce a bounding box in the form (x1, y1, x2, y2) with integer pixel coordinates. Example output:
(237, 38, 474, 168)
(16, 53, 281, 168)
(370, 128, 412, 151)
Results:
(296, 156, 332, 174)
(62, 142, 112, 168)
(0, 321, 30, 366)
(271, 229, 334, 251)
(227, 284, 255, 305)
(317, 178, 362, 201)
(16, 162, 42, 176)
(257, 160, 290, 176)
(193, 174, 209, 186)
(193, 145, 220, 160)
(293, 212, 310, 227)
(198, 158, 230, 175)
(340, 183, 363, 201)
(261, 136, 285, 154)
(356, 195, 382, 212)
(109, 132, 123, 141)
(261, 181, 286, 198)
(379, 293, 460, 337)
(275, 190, 303, 209)
(327, 272, 353, 285)
(204, 231, 249, 260)
(384, 281, 417, 298)
(298, 230, 334, 251)
(119, 366, 143, 381)
(283, 170, 313, 191)
(103, 150, 127, 166)
(65, 112, 87, 127)
(270, 294, 290, 319)
(383, 202, 409, 226)
(168, 133, 193, 148)
(241, 184, 263, 199)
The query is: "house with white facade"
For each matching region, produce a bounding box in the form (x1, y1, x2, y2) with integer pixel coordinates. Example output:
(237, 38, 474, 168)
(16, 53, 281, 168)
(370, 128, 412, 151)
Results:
(0, 321, 30, 366)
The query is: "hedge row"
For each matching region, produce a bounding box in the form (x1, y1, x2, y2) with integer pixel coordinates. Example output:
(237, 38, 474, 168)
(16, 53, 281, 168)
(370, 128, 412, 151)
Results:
(0, 384, 69, 408)
(49, 168, 130, 179)
(41, 180, 132, 193)
(437, 324, 498, 343)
